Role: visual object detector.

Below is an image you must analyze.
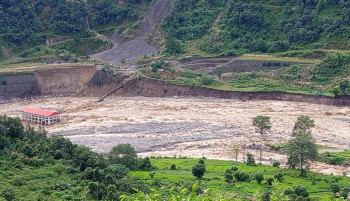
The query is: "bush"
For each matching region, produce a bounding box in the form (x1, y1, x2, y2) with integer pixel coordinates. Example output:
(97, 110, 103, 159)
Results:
(231, 166, 239, 172)
(339, 80, 349, 94)
(266, 178, 274, 186)
(331, 184, 340, 196)
(198, 159, 205, 165)
(272, 161, 280, 167)
(341, 187, 350, 199)
(294, 185, 309, 198)
(224, 169, 234, 184)
(1, 188, 16, 201)
(323, 156, 345, 165)
(274, 172, 284, 182)
(254, 172, 264, 184)
(149, 172, 155, 179)
(234, 171, 250, 182)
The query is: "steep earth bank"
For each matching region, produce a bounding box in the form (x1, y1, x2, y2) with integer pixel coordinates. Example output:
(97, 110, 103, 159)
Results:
(113, 77, 350, 107)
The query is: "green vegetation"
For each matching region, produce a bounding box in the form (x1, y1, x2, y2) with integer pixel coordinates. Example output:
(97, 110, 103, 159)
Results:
(162, 0, 350, 57)
(225, 53, 350, 96)
(253, 115, 272, 134)
(0, 0, 153, 60)
(0, 115, 155, 200)
(1, 115, 350, 200)
(140, 60, 226, 89)
(130, 158, 350, 200)
(321, 150, 350, 166)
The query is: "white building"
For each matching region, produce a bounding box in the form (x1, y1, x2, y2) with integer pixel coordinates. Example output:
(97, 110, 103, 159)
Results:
(21, 108, 61, 125)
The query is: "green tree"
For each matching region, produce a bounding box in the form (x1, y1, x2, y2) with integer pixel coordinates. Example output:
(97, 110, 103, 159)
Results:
(331, 184, 340, 197)
(165, 35, 183, 55)
(110, 144, 137, 157)
(247, 153, 256, 166)
(339, 80, 349, 94)
(285, 132, 318, 176)
(292, 115, 315, 136)
(192, 163, 206, 179)
(139, 157, 152, 171)
(253, 116, 271, 134)
(104, 164, 129, 180)
(254, 172, 264, 184)
(341, 187, 350, 199)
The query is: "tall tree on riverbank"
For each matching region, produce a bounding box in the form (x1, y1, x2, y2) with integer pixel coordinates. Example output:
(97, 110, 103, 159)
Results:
(285, 131, 318, 177)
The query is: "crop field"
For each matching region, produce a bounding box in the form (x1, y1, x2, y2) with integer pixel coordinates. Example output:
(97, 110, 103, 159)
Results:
(131, 158, 350, 200)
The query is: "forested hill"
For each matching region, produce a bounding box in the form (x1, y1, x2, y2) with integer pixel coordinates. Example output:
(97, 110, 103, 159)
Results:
(0, 0, 153, 60)
(1, 0, 350, 61)
(161, 0, 350, 57)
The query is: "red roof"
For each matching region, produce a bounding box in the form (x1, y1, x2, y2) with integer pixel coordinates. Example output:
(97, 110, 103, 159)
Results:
(21, 108, 61, 117)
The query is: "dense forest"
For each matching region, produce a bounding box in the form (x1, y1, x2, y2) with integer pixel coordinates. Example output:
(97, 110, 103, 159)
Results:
(2, 0, 350, 60)
(0, 115, 155, 200)
(162, 0, 350, 56)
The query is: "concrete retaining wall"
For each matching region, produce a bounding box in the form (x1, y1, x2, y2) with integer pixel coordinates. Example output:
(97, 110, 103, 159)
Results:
(0, 73, 37, 98)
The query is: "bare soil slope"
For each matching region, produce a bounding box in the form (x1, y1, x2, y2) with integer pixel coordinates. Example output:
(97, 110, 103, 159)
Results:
(91, 0, 174, 67)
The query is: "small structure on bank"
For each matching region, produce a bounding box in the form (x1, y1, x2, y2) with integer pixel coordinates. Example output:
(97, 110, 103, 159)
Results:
(21, 108, 61, 125)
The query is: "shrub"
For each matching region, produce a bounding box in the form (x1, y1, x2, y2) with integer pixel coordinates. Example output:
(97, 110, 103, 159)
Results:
(339, 80, 349, 94)
(234, 171, 250, 182)
(224, 169, 234, 184)
(332, 87, 340, 96)
(274, 173, 284, 182)
(261, 191, 272, 201)
(272, 161, 280, 167)
(323, 156, 345, 165)
(1, 188, 16, 201)
(341, 187, 350, 199)
(294, 185, 309, 197)
(231, 166, 239, 172)
(266, 177, 274, 186)
(284, 188, 294, 195)
(254, 172, 264, 184)
(170, 164, 176, 170)
(331, 184, 340, 197)
(149, 172, 155, 179)
(198, 159, 205, 165)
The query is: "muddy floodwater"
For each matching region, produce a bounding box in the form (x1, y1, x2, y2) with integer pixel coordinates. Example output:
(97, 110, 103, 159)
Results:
(2, 96, 350, 175)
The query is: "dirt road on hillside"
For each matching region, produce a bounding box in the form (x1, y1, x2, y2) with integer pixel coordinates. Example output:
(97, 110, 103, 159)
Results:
(1, 97, 350, 175)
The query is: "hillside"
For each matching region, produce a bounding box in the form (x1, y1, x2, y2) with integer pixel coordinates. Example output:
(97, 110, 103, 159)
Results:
(0, 0, 153, 61)
(160, 0, 350, 57)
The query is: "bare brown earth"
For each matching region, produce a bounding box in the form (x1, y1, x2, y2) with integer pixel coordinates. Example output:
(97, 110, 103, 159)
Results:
(1, 96, 350, 175)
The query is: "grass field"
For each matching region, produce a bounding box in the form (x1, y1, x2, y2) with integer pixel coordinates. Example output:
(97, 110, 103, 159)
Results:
(130, 158, 350, 200)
